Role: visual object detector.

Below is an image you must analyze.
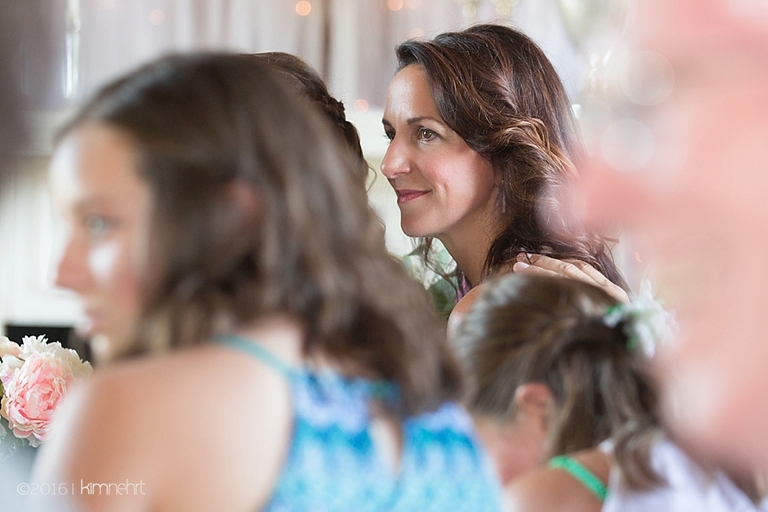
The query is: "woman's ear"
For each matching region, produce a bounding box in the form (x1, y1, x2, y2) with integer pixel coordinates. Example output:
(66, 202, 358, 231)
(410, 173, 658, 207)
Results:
(514, 383, 554, 429)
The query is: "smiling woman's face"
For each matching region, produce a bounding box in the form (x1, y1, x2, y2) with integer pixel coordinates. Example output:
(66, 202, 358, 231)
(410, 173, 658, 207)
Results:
(380, 65, 499, 245)
(50, 123, 152, 361)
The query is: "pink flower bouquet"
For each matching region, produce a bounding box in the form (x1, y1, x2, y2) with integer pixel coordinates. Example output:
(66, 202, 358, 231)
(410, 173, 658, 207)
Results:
(0, 335, 92, 452)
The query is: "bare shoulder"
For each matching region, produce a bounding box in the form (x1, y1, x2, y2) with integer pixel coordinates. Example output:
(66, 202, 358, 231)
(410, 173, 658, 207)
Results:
(34, 342, 294, 511)
(504, 466, 584, 512)
(447, 284, 487, 339)
(503, 450, 609, 512)
(447, 266, 516, 339)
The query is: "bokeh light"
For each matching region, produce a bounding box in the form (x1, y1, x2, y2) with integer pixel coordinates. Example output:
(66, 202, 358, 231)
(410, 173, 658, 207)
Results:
(622, 51, 675, 107)
(296, 1, 312, 16)
(149, 9, 165, 25)
(600, 118, 655, 173)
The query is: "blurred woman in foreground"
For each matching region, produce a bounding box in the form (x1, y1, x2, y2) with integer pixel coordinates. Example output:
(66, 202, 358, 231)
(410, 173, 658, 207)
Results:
(34, 53, 501, 511)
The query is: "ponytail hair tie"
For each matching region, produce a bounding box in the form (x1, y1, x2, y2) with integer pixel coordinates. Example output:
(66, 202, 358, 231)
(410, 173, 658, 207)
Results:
(602, 280, 677, 357)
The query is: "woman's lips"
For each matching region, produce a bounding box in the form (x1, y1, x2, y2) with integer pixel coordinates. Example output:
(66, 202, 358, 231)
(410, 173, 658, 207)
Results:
(395, 189, 429, 204)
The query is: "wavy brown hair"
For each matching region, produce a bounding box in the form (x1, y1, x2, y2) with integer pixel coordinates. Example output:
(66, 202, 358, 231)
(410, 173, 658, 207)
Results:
(58, 53, 461, 415)
(396, 24, 626, 289)
(455, 274, 660, 490)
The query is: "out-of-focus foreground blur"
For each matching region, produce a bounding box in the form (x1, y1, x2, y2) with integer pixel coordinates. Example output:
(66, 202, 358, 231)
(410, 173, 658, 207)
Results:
(577, 0, 768, 472)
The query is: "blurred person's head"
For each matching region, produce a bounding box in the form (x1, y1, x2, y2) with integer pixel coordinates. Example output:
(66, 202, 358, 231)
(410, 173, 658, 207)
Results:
(51, 53, 461, 414)
(579, 0, 768, 470)
(381, 24, 624, 288)
(252, 52, 369, 187)
(454, 274, 659, 486)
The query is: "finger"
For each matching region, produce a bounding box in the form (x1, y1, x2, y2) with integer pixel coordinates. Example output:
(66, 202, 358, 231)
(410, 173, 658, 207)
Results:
(513, 261, 571, 279)
(518, 254, 592, 281)
(564, 259, 630, 303)
(517, 254, 630, 303)
(564, 259, 613, 286)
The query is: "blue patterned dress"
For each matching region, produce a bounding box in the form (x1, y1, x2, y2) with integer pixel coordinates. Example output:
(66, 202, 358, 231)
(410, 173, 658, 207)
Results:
(217, 334, 502, 512)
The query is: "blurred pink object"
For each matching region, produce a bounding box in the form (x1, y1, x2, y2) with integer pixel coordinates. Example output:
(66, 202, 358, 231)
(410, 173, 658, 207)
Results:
(579, 0, 768, 470)
(0, 336, 92, 447)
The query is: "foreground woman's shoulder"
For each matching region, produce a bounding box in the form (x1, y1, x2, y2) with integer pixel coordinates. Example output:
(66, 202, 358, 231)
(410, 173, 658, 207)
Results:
(447, 284, 487, 339)
(34, 347, 292, 511)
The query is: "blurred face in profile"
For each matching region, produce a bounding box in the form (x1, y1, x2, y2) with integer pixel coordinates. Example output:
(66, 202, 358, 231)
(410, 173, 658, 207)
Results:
(51, 123, 151, 362)
(579, 0, 768, 469)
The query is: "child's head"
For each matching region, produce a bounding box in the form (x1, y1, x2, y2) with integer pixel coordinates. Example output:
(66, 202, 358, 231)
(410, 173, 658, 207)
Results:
(454, 274, 658, 485)
(251, 52, 368, 187)
(52, 53, 460, 414)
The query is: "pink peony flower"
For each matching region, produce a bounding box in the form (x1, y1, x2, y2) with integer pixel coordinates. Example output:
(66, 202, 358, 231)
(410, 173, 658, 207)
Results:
(0, 336, 92, 447)
(0, 336, 22, 359)
(0, 337, 24, 388)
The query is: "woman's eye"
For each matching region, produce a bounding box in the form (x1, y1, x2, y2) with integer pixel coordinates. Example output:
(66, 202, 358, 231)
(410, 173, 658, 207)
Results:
(84, 215, 113, 238)
(384, 130, 395, 142)
(417, 128, 436, 141)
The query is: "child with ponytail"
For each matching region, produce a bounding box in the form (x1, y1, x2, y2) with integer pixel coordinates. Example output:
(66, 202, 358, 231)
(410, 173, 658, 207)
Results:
(454, 274, 765, 511)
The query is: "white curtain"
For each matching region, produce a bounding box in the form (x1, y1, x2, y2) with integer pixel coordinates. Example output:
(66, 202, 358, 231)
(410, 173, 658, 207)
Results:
(24, 0, 579, 110)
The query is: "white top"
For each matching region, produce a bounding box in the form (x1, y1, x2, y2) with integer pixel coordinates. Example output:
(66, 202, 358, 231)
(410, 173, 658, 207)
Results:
(602, 439, 767, 512)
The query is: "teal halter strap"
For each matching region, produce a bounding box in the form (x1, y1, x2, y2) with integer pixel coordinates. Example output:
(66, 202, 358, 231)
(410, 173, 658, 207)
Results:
(214, 333, 295, 379)
(548, 455, 608, 502)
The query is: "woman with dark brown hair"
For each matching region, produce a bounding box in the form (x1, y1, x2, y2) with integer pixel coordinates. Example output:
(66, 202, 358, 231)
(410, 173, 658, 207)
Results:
(454, 273, 765, 512)
(33, 53, 502, 511)
(380, 24, 628, 329)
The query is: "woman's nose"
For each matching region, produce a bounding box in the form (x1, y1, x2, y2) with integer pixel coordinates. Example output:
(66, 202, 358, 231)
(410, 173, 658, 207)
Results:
(380, 138, 411, 180)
